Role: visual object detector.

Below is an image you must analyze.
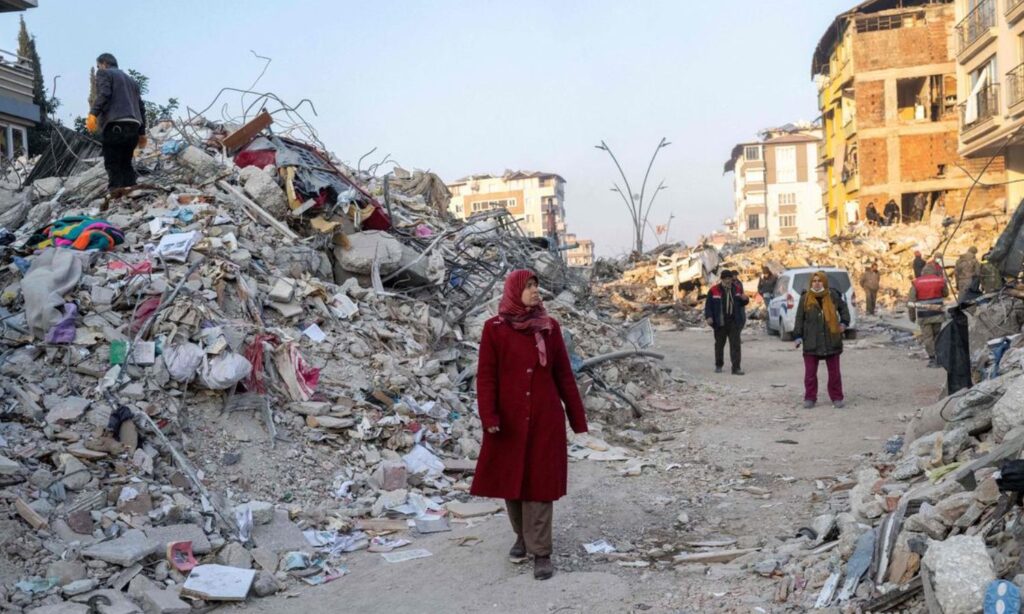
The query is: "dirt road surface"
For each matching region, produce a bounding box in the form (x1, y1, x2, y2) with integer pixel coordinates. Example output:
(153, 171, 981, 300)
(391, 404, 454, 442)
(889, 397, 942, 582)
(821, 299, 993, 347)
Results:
(239, 321, 944, 613)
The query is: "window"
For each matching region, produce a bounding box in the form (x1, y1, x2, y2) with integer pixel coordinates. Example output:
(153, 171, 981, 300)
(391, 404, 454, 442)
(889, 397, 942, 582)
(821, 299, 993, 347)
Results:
(778, 193, 796, 206)
(470, 198, 516, 213)
(780, 215, 797, 228)
(775, 146, 797, 183)
(744, 146, 761, 161)
(747, 214, 760, 230)
(745, 169, 765, 183)
(747, 192, 766, 205)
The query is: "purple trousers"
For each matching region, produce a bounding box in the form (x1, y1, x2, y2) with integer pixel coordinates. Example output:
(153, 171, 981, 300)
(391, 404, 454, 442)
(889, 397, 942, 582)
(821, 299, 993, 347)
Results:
(803, 353, 843, 402)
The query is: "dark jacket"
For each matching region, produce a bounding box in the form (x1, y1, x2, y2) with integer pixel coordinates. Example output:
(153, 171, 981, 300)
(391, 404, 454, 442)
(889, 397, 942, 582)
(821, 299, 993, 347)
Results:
(793, 288, 850, 357)
(757, 274, 778, 298)
(913, 256, 926, 278)
(860, 269, 880, 291)
(704, 281, 749, 329)
(90, 68, 146, 134)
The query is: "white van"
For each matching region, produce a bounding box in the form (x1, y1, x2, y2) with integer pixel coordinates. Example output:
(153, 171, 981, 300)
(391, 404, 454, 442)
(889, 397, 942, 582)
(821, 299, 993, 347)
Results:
(765, 267, 859, 341)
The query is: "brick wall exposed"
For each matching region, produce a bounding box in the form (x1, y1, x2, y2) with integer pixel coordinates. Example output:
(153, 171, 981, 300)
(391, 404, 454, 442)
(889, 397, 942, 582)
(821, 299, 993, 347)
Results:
(851, 10, 950, 72)
(899, 133, 957, 182)
(856, 80, 885, 128)
(860, 138, 889, 186)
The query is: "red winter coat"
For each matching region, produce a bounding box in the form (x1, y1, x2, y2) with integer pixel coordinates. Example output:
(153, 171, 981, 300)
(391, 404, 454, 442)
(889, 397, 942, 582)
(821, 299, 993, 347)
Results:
(470, 316, 588, 502)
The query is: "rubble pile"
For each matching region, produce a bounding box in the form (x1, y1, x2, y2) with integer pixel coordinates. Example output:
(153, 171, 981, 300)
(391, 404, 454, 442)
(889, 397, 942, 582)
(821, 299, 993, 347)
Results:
(0, 109, 663, 612)
(597, 215, 1007, 325)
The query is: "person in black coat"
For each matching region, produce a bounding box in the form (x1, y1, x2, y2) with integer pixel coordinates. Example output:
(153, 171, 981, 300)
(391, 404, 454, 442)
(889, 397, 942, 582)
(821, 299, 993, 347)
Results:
(86, 53, 147, 191)
(704, 270, 749, 375)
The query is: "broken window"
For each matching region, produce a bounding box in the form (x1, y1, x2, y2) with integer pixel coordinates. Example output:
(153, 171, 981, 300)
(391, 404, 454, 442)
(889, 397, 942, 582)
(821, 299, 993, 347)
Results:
(855, 11, 923, 33)
(897, 76, 949, 122)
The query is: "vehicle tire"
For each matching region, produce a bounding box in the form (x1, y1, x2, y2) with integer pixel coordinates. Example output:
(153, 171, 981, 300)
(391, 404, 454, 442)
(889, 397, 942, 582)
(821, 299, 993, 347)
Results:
(844, 329, 857, 340)
(766, 319, 779, 336)
(779, 320, 793, 341)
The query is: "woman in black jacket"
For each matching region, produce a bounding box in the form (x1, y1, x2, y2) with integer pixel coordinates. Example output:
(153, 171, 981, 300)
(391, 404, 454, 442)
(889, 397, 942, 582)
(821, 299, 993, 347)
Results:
(793, 271, 851, 409)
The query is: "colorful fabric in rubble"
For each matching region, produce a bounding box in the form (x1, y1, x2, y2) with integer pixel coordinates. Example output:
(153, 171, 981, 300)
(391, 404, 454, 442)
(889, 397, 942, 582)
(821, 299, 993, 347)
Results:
(30, 216, 125, 252)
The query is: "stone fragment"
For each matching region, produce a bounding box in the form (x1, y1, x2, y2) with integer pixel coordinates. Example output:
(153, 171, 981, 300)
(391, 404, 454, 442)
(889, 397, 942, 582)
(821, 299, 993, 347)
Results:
(975, 476, 1000, 505)
(66, 510, 94, 535)
(144, 524, 212, 555)
(47, 560, 87, 586)
(904, 511, 948, 540)
(336, 231, 403, 275)
(251, 510, 310, 554)
(849, 468, 884, 522)
(940, 426, 970, 463)
(139, 587, 190, 614)
(922, 535, 996, 614)
(0, 453, 22, 474)
(992, 376, 1024, 440)
(935, 492, 974, 525)
(82, 529, 157, 566)
(891, 455, 925, 480)
(239, 166, 288, 219)
(26, 604, 89, 614)
(178, 145, 220, 178)
(250, 548, 279, 573)
(371, 461, 408, 491)
(252, 570, 279, 597)
(43, 396, 90, 424)
(61, 578, 97, 597)
(60, 456, 91, 491)
(233, 501, 274, 526)
(216, 543, 253, 569)
(371, 489, 408, 517)
(68, 589, 141, 614)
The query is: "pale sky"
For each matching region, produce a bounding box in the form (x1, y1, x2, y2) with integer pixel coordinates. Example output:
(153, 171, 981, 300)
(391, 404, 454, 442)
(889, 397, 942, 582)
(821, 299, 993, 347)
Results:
(8, 0, 854, 256)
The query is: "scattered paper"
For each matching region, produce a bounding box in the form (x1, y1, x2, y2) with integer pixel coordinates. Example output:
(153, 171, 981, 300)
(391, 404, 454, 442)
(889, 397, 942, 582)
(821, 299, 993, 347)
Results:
(382, 548, 432, 563)
(302, 324, 327, 343)
(154, 231, 201, 262)
(583, 539, 617, 554)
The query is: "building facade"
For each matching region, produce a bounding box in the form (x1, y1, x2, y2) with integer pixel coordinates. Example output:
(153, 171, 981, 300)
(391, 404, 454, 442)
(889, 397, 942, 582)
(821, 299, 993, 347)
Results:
(955, 0, 1024, 208)
(564, 233, 594, 267)
(447, 171, 567, 243)
(0, 0, 38, 157)
(813, 0, 1005, 236)
(725, 127, 827, 245)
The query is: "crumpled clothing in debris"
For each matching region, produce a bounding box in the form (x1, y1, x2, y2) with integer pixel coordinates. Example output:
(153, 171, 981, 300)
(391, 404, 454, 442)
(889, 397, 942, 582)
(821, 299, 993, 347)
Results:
(29, 215, 125, 251)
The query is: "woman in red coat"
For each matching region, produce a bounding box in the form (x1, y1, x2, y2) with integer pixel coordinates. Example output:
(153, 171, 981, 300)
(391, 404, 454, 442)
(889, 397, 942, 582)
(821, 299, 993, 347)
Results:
(470, 269, 589, 580)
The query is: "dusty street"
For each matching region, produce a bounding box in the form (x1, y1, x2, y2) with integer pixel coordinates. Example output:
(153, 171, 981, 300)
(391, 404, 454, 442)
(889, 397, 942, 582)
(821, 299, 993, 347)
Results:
(239, 320, 945, 614)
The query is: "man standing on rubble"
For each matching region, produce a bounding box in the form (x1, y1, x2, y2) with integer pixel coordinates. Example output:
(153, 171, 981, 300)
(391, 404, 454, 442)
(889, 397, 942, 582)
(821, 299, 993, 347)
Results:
(705, 270, 749, 375)
(913, 250, 926, 278)
(471, 270, 588, 581)
(859, 263, 881, 316)
(955, 246, 981, 298)
(909, 262, 949, 367)
(86, 53, 147, 192)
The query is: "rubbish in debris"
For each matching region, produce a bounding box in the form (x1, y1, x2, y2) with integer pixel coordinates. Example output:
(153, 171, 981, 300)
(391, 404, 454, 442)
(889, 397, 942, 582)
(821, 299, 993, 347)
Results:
(167, 541, 197, 573)
(29, 215, 125, 251)
(181, 564, 256, 601)
(381, 549, 433, 563)
(403, 444, 445, 478)
(154, 230, 201, 262)
(368, 537, 411, 553)
(583, 540, 617, 554)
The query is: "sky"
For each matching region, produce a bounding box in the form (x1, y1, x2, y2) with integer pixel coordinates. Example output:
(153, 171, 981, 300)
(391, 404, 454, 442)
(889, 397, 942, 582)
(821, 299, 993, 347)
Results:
(8, 0, 855, 257)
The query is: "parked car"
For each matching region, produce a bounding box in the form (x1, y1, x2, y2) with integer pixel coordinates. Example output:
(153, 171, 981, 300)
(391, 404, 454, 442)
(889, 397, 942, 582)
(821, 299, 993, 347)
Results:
(766, 267, 858, 341)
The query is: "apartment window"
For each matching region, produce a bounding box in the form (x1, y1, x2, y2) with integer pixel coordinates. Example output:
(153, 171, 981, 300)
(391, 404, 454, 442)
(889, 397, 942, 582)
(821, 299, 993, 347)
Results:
(470, 198, 516, 213)
(965, 56, 998, 125)
(778, 193, 796, 206)
(780, 214, 797, 228)
(744, 146, 761, 161)
(747, 192, 766, 205)
(775, 146, 797, 183)
(747, 214, 761, 230)
(745, 169, 765, 183)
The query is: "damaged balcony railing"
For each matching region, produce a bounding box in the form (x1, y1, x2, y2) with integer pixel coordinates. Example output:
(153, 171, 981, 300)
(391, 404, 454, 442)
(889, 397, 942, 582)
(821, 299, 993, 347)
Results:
(1008, 63, 1024, 108)
(956, 0, 995, 53)
(961, 83, 1000, 129)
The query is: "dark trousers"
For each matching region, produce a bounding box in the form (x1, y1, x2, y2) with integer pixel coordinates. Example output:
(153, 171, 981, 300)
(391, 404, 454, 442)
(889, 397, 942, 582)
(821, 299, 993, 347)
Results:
(864, 289, 877, 315)
(713, 324, 741, 371)
(101, 121, 140, 190)
(506, 499, 553, 557)
(803, 353, 843, 402)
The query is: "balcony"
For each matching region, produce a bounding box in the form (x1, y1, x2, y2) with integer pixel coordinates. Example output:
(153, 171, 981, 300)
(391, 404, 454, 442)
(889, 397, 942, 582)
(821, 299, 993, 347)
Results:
(842, 118, 856, 139)
(1009, 63, 1024, 112)
(1008, 0, 1024, 24)
(961, 82, 1000, 136)
(957, 0, 996, 62)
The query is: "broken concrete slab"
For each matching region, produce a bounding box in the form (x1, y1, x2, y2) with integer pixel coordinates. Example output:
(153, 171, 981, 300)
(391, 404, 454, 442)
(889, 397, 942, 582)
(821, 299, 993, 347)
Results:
(144, 523, 212, 555)
(923, 535, 996, 614)
(216, 542, 253, 569)
(0, 453, 23, 475)
(69, 589, 142, 614)
(43, 396, 91, 424)
(82, 529, 158, 566)
(673, 548, 760, 564)
(239, 165, 288, 219)
(336, 231, 403, 275)
(25, 604, 90, 614)
(233, 501, 274, 526)
(251, 509, 310, 554)
(445, 500, 503, 518)
(181, 564, 256, 601)
(139, 587, 190, 614)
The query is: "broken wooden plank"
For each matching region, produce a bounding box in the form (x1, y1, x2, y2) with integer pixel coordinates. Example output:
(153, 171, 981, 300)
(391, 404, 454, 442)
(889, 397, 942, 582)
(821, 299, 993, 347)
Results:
(355, 518, 409, 532)
(672, 547, 758, 564)
(220, 111, 273, 153)
(15, 497, 48, 529)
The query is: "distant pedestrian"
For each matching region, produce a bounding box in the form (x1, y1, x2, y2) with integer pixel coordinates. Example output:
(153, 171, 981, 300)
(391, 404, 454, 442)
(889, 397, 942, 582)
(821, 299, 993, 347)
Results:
(912, 193, 928, 222)
(86, 53, 147, 192)
(859, 263, 881, 315)
(883, 199, 900, 226)
(757, 266, 778, 304)
(909, 262, 949, 368)
(704, 270, 749, 375)
(955, 246, 981, 297)
(865, 202, 882, 226)
(794, 271, 850, 409)
(913, 250, 926, 278)
(471, 269, 589, 581)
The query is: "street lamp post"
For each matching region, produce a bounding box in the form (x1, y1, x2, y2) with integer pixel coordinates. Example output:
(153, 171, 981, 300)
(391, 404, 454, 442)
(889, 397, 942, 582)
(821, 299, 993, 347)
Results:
(595, 138, 671, 255)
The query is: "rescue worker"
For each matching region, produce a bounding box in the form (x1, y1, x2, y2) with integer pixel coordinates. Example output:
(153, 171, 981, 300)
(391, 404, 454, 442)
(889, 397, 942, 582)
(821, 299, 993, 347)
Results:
(86, 53, 146, 191)
(955, 246, 981, 298)
(912, 250, 926, 278)
(704, 270, 749, 375)
(909, 262, 949, 367)
(859, 263, 881, 316)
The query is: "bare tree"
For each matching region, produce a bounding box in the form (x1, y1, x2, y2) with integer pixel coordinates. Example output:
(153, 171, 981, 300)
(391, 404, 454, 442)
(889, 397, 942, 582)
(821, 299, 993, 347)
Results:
(595, 138, 670, 255)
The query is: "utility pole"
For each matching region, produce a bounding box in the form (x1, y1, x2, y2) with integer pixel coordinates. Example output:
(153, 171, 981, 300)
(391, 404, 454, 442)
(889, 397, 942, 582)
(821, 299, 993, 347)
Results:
(595, 138, 671, 255)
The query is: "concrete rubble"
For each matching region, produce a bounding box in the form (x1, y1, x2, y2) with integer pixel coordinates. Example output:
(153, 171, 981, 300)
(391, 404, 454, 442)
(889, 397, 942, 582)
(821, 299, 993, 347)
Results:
(0, 102, 665, 611)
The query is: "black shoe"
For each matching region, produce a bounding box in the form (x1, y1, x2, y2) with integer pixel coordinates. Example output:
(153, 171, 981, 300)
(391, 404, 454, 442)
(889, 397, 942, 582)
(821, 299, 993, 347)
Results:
(714, 366, 723, 373)
(927, 358, 939, 368)
(509, 537, 527, 564)
(533, 556, 554, 580)
(732, 369, 745, 376)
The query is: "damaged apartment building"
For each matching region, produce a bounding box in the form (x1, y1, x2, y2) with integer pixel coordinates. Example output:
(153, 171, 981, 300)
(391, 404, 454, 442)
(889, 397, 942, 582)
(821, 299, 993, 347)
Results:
(724, 124, 828, 245)
(814, 0, 1007, 236)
